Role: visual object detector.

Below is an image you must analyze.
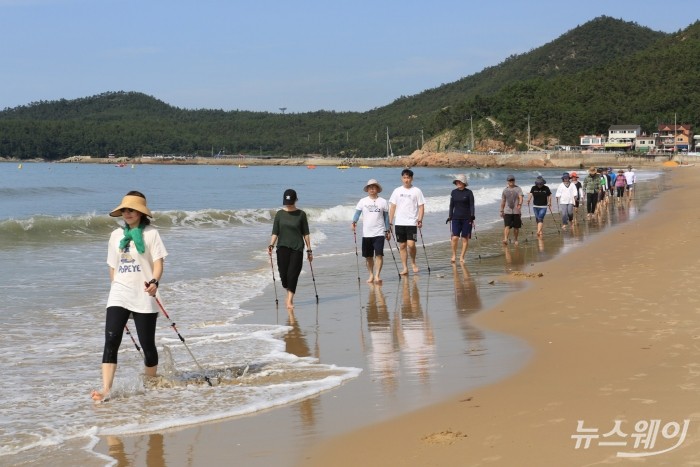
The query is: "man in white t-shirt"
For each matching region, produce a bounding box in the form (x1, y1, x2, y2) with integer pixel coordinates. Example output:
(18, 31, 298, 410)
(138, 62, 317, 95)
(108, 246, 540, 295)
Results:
(352, 179, 391, 284)
(389, 169, 426, 275)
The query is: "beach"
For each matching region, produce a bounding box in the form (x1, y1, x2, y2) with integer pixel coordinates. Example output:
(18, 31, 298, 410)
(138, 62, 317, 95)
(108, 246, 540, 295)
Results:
(3, 161, 686, 466)
(82, 166, 700, 466)
(303, 166, 700, 465)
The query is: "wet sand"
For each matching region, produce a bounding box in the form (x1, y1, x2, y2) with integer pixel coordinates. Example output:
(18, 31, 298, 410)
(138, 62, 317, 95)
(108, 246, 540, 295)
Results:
(94, 169, 686, 466)
(305, 166, 700, 465)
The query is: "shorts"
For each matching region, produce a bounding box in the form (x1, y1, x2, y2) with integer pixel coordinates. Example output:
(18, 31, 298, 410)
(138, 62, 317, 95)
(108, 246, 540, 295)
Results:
(503, 214, 522, 229)
(361, 236, 385, 257)
(533, 207, 547, 223)
(451, 218, 473, 238)
(394, 225, 417, 243)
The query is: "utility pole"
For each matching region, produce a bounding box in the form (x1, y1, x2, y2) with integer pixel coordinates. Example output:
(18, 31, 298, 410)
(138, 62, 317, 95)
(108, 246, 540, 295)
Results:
(527, 114, 531, 150)
(469, 115, 474, 151)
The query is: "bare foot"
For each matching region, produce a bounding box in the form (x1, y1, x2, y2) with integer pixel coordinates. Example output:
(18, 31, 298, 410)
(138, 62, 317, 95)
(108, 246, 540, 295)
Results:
(375, 278, 383, 285)
(450, 256, 456, 263)
(399, 270, 408, 276)
(91, 389, 110, 403)
(412, 264, 419, 273)
(366, 277, 374, 283)
(502, 239, 508, 245)
(514, 241, 519, 246)
(286, 301, 294, 310)
(537, 231, 542, 237)
(460, 257, 465, 263)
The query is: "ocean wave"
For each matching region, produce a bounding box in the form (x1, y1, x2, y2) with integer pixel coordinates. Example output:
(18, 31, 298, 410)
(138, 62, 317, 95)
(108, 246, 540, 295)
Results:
(0, 186, 95, 198)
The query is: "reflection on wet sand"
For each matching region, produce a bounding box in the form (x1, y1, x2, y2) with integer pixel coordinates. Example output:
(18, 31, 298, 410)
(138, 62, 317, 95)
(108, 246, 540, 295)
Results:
(285, 311, 319, 431)
(452, 263, 484, 349)
(365, 284, 400, 395)
(398, 277, 435, 383)
(106, 433, 163, 467)
(503, 243, 526, 272)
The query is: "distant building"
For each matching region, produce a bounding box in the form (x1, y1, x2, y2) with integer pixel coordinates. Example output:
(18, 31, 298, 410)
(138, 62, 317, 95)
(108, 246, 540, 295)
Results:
(657, 123, 693, 152)
(580, 134, 606, 150)
(605, 125, 641, 151)
(635, 134, 656, 153)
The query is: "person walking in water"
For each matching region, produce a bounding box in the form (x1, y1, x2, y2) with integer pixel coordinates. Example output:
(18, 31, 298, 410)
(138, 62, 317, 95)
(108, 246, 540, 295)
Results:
(500, 174, 524, 245)
(269, 189, 313, 310)
(389, 169, 426, 275)
(92, 191, 168, 403)
(352, 179, 391, 284)
(583, 167, 601, 219)
(446, 174, 475, 263)
(527, 175, 551, 237)
(555, 172, 579, 230)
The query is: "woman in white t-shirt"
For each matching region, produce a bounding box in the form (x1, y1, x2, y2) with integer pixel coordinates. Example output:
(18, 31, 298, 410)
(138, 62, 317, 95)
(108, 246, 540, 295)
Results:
(91, 191, 168, 403)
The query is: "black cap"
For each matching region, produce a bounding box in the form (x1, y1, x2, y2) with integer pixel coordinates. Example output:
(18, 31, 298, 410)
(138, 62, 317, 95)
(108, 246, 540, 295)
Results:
(283, 189, 297, 205)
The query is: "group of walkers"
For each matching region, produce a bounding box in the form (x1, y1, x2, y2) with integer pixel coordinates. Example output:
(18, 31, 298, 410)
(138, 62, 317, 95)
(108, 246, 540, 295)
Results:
(92, 165, 638, 402)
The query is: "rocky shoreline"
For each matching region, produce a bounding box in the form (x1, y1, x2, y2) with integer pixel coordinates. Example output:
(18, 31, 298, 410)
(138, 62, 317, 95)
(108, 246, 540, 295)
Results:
(8, 149, 673, 169)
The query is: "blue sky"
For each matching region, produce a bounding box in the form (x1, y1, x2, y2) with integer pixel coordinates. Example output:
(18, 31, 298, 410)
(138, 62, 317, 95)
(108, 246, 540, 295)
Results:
(0, 0, 696, 113)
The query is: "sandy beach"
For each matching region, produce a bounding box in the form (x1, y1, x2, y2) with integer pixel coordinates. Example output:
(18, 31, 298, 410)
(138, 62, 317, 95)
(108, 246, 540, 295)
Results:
(304, 166, 700, 465)
(90, 165, 700, 467)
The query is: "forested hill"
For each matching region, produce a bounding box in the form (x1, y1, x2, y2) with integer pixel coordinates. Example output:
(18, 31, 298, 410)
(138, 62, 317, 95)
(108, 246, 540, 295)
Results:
(0, 16, 687, 160)
(368, 16, 667, 121)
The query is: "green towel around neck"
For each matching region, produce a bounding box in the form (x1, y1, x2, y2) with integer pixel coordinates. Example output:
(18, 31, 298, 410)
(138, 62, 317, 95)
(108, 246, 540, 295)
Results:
(119, 223, 146, 253)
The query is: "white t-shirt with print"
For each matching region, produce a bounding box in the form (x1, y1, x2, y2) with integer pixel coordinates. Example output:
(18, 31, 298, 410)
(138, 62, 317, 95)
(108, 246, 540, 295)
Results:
(107, 225, 168, 313)
(355, 195, 389, 237)
(389, 186, 426, 226)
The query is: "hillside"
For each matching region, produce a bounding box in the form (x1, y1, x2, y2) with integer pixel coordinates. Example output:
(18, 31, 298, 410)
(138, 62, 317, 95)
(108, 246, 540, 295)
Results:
(0, 17, 685, 160)
(433, 20, 700, 150)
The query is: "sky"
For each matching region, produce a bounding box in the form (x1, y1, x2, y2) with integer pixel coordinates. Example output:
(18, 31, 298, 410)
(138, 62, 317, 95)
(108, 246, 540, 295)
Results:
(0, 0, 697, 113)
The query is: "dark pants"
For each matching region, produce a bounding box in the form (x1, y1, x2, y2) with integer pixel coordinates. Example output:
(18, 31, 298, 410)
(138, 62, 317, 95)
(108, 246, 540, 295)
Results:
(103, 306, 159, 367)
(277, 246, 304, 293)
(586, 193, 598, 214)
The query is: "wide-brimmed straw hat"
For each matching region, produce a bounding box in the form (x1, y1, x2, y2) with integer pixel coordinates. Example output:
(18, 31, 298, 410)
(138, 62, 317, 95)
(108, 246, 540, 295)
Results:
(363, 179, 383, 193)
(588, 166, 597, 174)
(453, 174, 468, 186)
(110, 195, 153, 218)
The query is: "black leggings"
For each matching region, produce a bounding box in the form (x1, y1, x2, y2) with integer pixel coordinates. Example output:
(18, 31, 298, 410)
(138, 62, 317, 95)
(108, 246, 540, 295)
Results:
(276, 246, 304, 293)
(102, 306, 159, 367)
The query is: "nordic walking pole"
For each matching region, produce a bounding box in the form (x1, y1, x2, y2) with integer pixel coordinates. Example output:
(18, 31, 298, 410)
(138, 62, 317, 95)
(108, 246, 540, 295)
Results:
(526, 203, 535, 238)
(472, 222, 482, 262)
(124, 324, 143, 358)
(418, 227, 431, 274)
(151, 292, 213, 387)
(268, 247, 279, 307)
(307, 251, 319, 303)
(352, 227, 361, 286)
(387, 231, 401, 280)
(548, 206, 561, 234)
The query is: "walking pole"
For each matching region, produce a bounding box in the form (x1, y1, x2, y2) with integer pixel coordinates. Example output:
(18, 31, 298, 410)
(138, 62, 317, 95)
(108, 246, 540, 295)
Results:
(418, 227, 431, 274)
(124, 324, 143, 359)
(353, 229, 361, 286)
(307, 252, 319, 303)
(268, 249, 279, 307)
(387, 232, 401, 280)
(526, 203, 535, 237)
(472, 222, 482, 262)
(151, 293, 213, 387)
(548, 206, 561, 234)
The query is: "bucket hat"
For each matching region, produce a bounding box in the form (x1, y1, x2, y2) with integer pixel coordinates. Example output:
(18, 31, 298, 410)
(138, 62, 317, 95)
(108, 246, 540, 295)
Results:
(110, 194, 153, 218)
(363, 179, 383, 193)
(453, 174, 468, 186)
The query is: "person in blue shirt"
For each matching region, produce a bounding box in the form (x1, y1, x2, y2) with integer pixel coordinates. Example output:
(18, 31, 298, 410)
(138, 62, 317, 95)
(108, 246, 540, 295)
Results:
(446, 174, 475, 263)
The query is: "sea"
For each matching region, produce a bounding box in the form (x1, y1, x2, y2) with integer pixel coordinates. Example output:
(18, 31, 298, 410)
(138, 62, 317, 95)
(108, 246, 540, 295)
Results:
(0, 161, 663, 465)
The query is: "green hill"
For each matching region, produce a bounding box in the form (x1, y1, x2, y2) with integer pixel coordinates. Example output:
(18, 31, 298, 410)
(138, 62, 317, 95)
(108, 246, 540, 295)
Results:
(0, 16, 690, 160)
